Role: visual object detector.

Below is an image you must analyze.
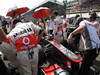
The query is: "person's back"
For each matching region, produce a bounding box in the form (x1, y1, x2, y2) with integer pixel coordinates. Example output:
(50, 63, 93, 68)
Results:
(79, 20, 100, 51)
(7, 21, 41, 75)
(47, 16, 56, 34)
(8, 22, 38, 40)
(55, 16, 62, 25)
(54, 12, 62, 26)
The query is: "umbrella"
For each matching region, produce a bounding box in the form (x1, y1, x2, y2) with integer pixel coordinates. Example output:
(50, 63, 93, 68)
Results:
(6, 10, 16, 18)
(6, 7, 29, 18)
(32, 7, 52, 19)
(32, 7, 52, 28)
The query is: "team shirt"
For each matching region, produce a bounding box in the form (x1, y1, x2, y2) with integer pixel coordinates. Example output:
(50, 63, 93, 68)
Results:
(79, 20, 100, 50)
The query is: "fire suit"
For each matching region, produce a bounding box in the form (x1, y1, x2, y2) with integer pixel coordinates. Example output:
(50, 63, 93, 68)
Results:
(2, 21, 41, 75)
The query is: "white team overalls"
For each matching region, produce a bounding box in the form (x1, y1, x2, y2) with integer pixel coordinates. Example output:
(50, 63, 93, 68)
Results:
(7, 22, 41, 75)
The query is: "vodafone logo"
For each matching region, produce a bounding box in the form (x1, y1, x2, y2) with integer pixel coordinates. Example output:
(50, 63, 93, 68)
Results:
(22, 37, 30, 45)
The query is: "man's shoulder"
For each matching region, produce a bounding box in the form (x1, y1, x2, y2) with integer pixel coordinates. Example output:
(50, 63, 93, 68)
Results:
(81, 20, 88, 23)
(79, 20, 86, 26)
(80, 20, 92, 25)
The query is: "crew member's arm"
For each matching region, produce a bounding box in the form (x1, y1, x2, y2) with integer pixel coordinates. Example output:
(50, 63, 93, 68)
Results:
(70, 25, 84, 37)
(67, 21, 85, 42)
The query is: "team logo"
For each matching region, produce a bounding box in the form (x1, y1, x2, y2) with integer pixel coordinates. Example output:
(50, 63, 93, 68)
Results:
(22, 37, 30, 45)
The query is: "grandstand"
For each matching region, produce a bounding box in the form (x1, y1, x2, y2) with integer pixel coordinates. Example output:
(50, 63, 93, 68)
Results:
(66, 0, 100, 18)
